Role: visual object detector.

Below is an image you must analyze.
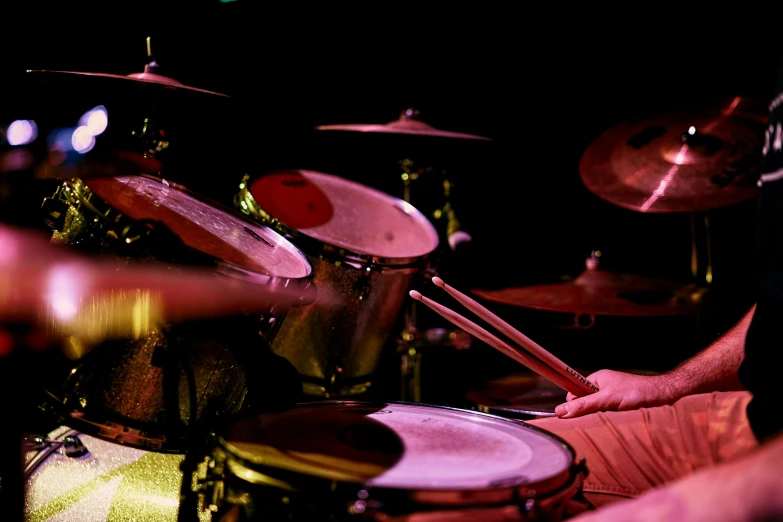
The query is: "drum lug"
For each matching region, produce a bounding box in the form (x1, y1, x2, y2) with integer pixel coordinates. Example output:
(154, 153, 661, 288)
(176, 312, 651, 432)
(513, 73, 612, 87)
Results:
(23, 434, 90, 458)
(353, 263, 377, 301)
(41, 184, 71, 230)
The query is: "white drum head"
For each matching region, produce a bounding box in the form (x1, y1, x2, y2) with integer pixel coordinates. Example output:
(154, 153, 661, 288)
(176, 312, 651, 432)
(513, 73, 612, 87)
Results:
(86, 175, 311, 279)
(247, 170, 440, 259)
(221, 402, 574, 490)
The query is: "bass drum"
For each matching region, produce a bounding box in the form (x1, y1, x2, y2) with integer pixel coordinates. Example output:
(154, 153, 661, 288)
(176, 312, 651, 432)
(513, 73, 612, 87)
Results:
(24, 426, 185, 522)
(182, 401, 590, 521)
(40, 174, 314, 452)
(235, 169, 440, 397)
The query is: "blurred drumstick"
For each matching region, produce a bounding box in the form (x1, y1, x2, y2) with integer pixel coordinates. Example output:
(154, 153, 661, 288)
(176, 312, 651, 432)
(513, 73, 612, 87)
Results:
(432, 276, 598, 395)
(409, 290, 589, 397)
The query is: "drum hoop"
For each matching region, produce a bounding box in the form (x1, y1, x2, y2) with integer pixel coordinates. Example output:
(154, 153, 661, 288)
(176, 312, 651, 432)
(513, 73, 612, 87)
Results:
(59, 173, 314, 282)
(215, 400, 579, 506)
(38, 390, 189, 452)
(235, 174, 439, 269)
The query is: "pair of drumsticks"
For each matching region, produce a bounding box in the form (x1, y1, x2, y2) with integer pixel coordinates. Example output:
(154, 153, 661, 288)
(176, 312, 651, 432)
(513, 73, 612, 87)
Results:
(410, 278, 599, 397)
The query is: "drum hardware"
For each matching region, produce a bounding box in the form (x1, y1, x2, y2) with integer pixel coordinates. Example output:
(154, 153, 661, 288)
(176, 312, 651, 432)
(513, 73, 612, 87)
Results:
(235, 169, 440, 399)
(23, 433, 89, 460)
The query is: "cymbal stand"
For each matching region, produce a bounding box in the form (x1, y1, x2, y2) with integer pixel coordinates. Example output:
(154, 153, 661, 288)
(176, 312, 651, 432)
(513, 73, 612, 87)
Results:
(690, 210, 713, 286)
(395, 155, 472, 402)
(0, 324, 44, 522)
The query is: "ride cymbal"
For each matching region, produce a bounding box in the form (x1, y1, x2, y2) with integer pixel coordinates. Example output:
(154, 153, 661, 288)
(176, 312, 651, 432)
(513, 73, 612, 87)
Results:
(471, 267, 705, 317)
(317, 108, 491, 141)
(579, 96, 767, 213)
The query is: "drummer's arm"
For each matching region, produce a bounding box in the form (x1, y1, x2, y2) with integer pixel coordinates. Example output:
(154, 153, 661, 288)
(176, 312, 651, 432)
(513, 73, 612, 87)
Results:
(555, 305, 754, 419)
(663, 303, 754, 396)
(570, 428, 783, 522)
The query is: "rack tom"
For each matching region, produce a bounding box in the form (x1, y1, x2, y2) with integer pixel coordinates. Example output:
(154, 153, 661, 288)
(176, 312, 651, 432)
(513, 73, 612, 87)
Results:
(235, 169, 440, 397)
(41, 174, 314, 451)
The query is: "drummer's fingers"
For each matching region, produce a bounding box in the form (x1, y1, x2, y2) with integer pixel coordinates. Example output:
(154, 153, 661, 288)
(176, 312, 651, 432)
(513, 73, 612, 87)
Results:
(565, 392, 577, 402)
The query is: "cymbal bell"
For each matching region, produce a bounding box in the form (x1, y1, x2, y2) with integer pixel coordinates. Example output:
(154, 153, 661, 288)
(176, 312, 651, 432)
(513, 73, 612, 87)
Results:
(471, 267, 706, 317)
(0, 224, 316, 345)
(579, 96, 767, 213)
(316, 108, 492, 141)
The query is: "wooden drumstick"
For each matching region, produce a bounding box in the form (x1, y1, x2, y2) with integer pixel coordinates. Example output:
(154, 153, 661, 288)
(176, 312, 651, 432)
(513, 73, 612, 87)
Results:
(431, 277, 598, 395)
(409, 290, 590, 397)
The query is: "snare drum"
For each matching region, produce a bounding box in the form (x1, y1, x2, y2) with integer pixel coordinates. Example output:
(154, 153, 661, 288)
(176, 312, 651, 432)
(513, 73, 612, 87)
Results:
(235, 169, 440, 397)
(24, 427, 184, 522)
(184, 401, 587, 521)
(40, 174, 314, 451)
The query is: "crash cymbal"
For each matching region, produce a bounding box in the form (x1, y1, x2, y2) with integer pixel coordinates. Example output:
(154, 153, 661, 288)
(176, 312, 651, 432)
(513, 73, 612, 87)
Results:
(579, 96, 767, 213)
(316, 108, 492, 141)
(472, 267, 706, 317)
(0, 62, 239, 190)
(29, 68, 230, 98)
(0, 224, 316, 343)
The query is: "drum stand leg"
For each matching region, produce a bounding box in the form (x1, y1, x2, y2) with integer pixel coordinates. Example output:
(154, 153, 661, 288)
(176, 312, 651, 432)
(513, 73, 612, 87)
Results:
(691, 211, 713, 286)
(0, 327, 35, 522)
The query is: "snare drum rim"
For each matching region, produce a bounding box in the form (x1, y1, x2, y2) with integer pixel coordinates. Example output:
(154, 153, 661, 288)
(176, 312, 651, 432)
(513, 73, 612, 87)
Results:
(58, 173, 315, 282)
(213, 400, 579, 508)
(235, 172, 440, 269)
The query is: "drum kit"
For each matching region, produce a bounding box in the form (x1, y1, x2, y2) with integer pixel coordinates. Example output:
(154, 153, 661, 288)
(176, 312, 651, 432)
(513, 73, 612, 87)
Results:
(0, 41, 767, 521)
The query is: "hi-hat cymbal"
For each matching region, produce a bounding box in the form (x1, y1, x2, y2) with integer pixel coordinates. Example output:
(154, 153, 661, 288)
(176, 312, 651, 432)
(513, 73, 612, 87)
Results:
(0, 224, 316, 343)
(579, 96, 767, 213)
(471, 267, 706, 316)
(316, 108, 492, 141)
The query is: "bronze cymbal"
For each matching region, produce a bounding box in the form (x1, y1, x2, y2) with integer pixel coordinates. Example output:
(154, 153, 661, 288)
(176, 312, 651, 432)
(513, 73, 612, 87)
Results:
(579, 96, 767, 213)
(0, 224, 316, 343)
(0, 66, 239, 190)
(29, 69, 230, 97)
(316, 108, 492, 141)
(471, 268, 706, 317)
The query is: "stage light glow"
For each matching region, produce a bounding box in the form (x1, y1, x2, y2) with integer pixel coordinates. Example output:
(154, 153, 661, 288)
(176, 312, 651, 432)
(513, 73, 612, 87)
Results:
(6, 119, 38, 146)
(71, 126, 96, 153)
(78, 105, 108, 136)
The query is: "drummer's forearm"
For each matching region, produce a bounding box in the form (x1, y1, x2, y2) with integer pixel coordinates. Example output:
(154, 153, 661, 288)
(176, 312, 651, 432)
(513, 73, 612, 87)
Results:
(663, 305, 754, 397)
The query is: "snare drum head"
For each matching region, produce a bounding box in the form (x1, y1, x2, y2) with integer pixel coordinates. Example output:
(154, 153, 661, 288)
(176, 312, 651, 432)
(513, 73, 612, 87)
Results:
(248, 170, 440, 259)
(221, 402, 574, 491)
(86, 175, 311, 279)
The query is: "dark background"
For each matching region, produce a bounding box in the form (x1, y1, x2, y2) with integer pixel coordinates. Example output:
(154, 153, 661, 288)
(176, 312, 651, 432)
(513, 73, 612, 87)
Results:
(3, 4, 780, 403)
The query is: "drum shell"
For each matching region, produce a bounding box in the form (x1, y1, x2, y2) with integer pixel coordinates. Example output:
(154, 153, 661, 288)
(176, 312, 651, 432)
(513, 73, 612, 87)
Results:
(267, 256, 422, 393)
(24, 427, 185, 522)
(234, 171, 440, 397)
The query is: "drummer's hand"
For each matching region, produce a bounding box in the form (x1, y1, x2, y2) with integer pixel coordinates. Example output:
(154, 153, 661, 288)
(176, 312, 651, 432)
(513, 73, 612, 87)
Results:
(555, 370, 679, 419)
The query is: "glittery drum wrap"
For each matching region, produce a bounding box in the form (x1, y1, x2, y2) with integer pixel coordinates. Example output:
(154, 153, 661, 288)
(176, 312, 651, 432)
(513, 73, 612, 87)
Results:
(24, 429, 195, 522)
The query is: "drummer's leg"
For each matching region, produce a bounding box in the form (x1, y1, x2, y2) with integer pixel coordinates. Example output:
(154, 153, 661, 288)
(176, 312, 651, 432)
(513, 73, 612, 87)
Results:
(528, 391, 758, 509)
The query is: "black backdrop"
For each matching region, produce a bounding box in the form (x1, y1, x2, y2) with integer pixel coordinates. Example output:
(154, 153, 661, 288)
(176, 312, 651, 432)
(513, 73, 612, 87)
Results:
(3, 4, 781, 401)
